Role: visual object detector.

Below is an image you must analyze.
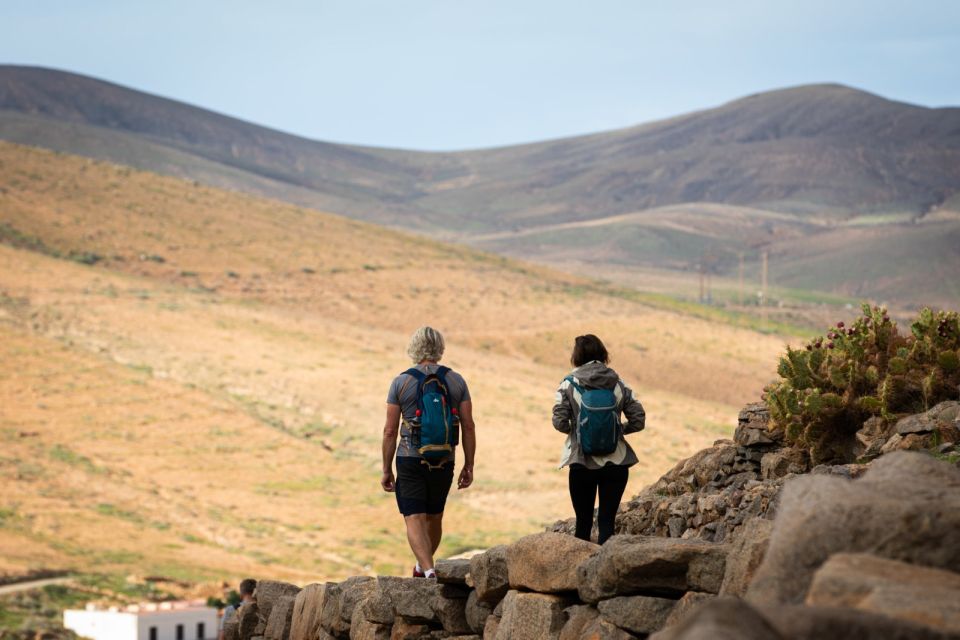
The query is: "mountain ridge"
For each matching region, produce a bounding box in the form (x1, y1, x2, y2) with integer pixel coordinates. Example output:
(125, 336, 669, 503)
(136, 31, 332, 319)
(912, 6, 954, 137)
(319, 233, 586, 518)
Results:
(2, 65, 959, 309)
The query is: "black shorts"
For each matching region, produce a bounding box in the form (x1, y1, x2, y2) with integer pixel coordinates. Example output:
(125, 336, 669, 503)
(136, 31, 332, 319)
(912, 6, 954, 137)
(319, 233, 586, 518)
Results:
(395, 457, 454, 516)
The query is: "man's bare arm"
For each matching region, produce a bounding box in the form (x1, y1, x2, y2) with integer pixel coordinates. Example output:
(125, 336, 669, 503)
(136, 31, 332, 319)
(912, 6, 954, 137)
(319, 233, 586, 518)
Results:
(381, 403, 401, 491)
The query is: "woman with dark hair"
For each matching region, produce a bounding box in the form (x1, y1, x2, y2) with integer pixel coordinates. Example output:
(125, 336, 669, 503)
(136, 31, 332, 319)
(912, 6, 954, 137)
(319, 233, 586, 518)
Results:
(552, 334, 646, 544)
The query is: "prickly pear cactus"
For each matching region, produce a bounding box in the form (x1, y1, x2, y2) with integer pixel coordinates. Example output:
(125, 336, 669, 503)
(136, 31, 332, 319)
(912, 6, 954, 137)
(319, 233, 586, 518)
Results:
(765, 304, 960, 464)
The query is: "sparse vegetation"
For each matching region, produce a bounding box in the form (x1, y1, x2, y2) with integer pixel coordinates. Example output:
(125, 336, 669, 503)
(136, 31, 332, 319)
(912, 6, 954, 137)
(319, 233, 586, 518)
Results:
(766, 305, 960, 463)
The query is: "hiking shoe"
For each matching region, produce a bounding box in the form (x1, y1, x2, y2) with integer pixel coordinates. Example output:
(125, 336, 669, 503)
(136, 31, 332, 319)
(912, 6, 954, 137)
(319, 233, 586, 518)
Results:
(412, 566, 425, 578)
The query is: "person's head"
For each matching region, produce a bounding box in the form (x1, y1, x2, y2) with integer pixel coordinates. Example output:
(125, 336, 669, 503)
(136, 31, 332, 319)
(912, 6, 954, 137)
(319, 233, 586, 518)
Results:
(239, 579, 257, 601)
(407, 326, 445, 364)
(570, 334, 609, 367)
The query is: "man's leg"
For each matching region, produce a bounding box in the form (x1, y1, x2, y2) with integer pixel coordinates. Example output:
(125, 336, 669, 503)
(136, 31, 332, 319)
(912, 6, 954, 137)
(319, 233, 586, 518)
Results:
(426, 513, 443, 554)
(404, 514, 436, 571)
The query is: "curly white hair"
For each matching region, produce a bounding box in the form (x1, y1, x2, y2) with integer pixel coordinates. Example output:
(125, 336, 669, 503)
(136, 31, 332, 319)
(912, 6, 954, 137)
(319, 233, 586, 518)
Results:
(406, 326, 445, 363)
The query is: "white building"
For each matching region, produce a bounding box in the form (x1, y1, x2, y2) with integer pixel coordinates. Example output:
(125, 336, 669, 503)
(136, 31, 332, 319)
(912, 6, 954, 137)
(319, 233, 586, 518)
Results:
(64, 602, 219, 640)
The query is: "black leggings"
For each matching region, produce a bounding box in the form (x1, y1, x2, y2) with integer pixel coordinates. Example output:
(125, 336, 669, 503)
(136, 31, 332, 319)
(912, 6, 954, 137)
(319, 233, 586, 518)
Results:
(569, 464, 629, 545)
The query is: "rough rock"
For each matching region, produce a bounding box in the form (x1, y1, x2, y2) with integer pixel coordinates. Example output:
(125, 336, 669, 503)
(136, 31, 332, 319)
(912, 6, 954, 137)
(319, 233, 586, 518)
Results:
(718, 517, 773, 596)
(579, 618, 636, 639)
(349, 605, 390, 640)
(222, 613, 240, 640)
(494, 590, 574, 640)
(578, 536, 729, 603)
(746, 451, 960, 605)
(389, 619, 430, 640)
(734, 403, 778, 447)
(255, 581, 302, 628)
(661, 593, 716, 629)
(481, 617, 499, 640)
(470, 546, 509, 605)
(896, 401, 960, 435)
(338, 577, 376, 626)
(388, 579, 439, 623)
(762, 604, 960, 640)
(649, 598, 782, 640)
(806, 553, 960, 633)
(435, 559, 471, 585)
(855, 416, 894, 459)
(239, 602, 263, 640)
(507, 532, 599, 593)
(264, 595, 296, 640)
(597, 594, 676, 634)
(433, 590, 471, 635)
(465, 591, 492, 634)
(760, 448, 807, 480)
(319, 583, 342, 634)
(559, 605, 599, 640)
(361, 578, 404, 626)
(290, 584, 330, 640)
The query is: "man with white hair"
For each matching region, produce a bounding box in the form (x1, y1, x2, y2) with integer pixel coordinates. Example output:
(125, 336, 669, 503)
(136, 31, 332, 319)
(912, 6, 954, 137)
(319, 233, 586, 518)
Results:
(381, 326, 476, 578)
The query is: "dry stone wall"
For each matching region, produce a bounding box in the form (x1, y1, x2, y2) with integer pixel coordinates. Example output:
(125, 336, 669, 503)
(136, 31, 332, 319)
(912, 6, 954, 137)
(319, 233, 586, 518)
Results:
(229, 401, 960, 640)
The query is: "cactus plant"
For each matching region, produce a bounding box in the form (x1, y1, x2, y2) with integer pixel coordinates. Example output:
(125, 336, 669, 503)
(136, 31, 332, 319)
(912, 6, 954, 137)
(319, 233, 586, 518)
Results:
(765, 304, 960, 464)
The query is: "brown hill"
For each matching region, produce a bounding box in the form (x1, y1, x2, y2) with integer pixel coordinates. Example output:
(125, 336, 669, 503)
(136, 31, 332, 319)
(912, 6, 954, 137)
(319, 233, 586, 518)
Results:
(2, 66, 959, 308)
(0, 140, 793, 582)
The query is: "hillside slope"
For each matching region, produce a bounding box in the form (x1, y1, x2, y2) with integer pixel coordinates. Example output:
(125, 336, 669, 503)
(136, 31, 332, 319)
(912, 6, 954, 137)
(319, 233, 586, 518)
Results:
(3, 66, 959, 309)
(0, 141, 792, 581)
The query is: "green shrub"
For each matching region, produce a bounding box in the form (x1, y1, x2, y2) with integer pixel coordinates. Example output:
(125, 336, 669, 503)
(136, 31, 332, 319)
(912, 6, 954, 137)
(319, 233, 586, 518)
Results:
(765, 304, 960, 464)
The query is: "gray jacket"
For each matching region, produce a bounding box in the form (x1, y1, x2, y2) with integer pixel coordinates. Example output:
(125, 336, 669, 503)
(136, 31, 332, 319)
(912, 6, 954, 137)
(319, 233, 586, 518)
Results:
(552, 361, 646, 469)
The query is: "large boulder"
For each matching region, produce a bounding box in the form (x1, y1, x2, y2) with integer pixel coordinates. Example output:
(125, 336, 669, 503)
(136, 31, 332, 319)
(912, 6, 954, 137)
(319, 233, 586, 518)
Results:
(559, 605, 599, 640)
(578, 618, 636, 639)
(382, 578, 439, 623)
(806, 553, 960, 633)
(470, 546, 509, 605)
(264, 595, 296, 640)
(465, 591, 492, 634)
(762, 604, 960, 640)
(290, 584, 331, 640)
(597, 594, 676, 635)
(734, 403, 779, 447)
(649, 598, 782, 640)
(433, 587, 471, 635)
(348, 605, 390, 640)
(337, 576, 376, 629)
(435, 559, 471, 585)
(493, 590, 574, 640)
(578, 536, 729, 603)
(746, 451, 960, 605)
(238, 602, 263, 640)
(255, 581, 302, 628)
(507, 532, 599, 593)
(718, 517, 772, 596)
(661, 593, 716, 629)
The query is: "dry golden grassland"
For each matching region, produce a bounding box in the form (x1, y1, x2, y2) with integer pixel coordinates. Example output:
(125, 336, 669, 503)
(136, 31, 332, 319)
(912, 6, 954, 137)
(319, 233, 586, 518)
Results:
(0, 141, 794, 583)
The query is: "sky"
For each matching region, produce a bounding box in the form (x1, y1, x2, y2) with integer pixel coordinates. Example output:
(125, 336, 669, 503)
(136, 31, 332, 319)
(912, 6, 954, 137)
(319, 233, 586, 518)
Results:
(2, 0, 959, 151)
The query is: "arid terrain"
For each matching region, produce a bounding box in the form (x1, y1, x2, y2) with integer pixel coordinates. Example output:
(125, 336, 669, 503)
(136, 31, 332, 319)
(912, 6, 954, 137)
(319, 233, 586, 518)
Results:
(0, 141, 795, 584)
(2, 66, 958, 310)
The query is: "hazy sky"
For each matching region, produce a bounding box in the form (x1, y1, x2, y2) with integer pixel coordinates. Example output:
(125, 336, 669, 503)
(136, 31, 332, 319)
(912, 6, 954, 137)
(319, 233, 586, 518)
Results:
(2, 1, 959, 150)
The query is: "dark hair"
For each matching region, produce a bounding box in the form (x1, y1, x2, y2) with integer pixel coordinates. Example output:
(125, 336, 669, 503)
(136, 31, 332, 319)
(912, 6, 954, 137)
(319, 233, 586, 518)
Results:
(239, 579, 257, 596)
(570, 334, 609, 367)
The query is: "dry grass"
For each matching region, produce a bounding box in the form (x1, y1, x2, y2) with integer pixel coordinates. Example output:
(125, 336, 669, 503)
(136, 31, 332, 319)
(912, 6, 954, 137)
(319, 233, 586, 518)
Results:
(0, 141, 794, 584)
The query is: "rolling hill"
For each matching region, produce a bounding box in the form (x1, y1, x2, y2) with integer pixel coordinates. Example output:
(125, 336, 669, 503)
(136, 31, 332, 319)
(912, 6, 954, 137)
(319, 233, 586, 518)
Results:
(0, 141, 794, 584)
(2, 65, 958, 309)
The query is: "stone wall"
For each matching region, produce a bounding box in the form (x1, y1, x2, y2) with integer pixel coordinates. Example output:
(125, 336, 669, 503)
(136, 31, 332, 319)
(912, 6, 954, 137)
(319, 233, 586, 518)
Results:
(226, 401, 960, 640)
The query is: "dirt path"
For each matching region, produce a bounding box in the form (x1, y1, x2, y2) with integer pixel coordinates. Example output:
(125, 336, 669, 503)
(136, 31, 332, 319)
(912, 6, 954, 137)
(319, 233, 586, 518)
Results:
(0, 576, 75, 596)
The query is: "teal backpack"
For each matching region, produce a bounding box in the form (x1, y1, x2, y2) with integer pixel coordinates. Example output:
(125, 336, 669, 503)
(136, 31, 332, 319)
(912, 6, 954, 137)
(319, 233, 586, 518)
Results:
(404, 367, 458, 465)
(566, 376, 619, 455)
